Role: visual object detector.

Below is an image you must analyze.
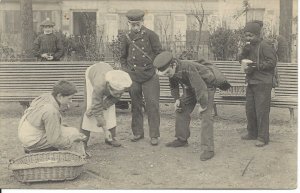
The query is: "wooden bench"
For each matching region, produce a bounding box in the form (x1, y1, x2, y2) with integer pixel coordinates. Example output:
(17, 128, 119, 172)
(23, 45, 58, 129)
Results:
(0, 61, 297, 122)
(213, 61, 298, 123)
(0, 61, 173, 104)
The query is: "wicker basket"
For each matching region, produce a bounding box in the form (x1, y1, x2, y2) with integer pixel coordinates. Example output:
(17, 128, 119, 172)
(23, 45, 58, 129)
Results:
(218, 84, 247, 99)
(8, 151, 86, 183)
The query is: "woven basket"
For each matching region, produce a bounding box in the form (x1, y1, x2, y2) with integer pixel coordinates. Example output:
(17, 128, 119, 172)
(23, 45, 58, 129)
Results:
(8, 151, 86, 183)
(218, 84, 247, 99)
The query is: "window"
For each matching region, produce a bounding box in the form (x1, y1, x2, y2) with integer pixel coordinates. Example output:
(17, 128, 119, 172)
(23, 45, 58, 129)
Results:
(246, 8, 265, 22)
(154, 14, 173, 42)
(4, 11, 20, 34)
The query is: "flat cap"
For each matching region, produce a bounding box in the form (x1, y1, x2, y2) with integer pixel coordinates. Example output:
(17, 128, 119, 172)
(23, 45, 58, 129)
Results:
(40, 18, 55, 26)
(105, 70, 132, 91)
(153, 51, 173, 71)
(126, 9, 145, 22)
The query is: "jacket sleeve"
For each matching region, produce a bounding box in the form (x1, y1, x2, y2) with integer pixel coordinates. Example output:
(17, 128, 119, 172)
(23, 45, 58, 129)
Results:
(89, 87, 105, 121)
(102, 95, 120, 109)
(42, 106, 71, 149)
(120, 34, 129, 70)
(54, 36, 64, 60)
(33, 37, 41, 57)
(258, 42, 277, 71)
(149, 31, 163, 57)
(169, 78, 180, 100)
(188, 66, 208, 109)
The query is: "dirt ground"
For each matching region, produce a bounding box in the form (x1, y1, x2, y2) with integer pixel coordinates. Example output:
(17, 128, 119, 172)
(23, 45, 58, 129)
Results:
(0, 101, 297, 189)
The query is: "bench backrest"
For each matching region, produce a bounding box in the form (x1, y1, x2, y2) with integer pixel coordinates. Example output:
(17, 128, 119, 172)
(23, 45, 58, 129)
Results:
(0, 61, 297, 102)
(214, 61, 298, 98)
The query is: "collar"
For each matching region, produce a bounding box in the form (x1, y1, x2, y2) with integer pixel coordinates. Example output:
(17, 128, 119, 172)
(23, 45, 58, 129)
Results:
(173, 60, 183, 79)
(51, 93, 61, 108)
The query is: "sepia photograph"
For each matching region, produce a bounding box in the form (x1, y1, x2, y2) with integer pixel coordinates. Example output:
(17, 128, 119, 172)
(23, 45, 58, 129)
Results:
(0, 0, 298, 190)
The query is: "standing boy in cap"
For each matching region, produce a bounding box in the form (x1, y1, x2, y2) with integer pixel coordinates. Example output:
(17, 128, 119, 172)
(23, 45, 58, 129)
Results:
(154, 51, 217, 161)
(239, 20, 277, 147)
(33, 18, 64, 61)
(120, 9, 163, 145)
(80, 62, 132, 152)
(18, 80, 87, 155)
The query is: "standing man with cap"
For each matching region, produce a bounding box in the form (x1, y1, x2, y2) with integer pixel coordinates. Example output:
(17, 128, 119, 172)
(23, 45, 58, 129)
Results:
(120, 9, 163, 145)
(154, 51, 217, 161)
(80, 62, 132, 153)
(33, 18, 64, 61)
(239, 20, 277, 147)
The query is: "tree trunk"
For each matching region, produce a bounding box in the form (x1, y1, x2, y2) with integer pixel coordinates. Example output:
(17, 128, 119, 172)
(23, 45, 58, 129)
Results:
(20, 0, 34, 61)
(279, 0, 293, 62)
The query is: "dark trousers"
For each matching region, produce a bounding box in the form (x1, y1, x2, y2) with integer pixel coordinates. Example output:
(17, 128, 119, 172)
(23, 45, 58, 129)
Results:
(175, 88, 215, 152)
(246, 84, 272, 143)
(130, 74, 160, 138)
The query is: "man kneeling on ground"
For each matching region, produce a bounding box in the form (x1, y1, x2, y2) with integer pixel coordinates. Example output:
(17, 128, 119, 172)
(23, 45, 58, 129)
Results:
(18, 80, 87, 156)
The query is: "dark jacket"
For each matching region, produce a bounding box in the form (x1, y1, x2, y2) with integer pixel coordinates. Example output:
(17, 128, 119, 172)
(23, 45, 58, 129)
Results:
(169, 60, 216, 108)
(33, 33, 64, 61)
(239, 39, 277, 84)
(120, 26, 162, 83)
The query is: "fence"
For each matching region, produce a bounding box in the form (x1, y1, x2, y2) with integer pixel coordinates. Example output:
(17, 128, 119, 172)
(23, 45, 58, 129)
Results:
(0, 34, 213, 62)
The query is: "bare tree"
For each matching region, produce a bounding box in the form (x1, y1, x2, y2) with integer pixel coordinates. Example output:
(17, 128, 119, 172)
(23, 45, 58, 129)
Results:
(187, 0, 205, 52)
(233, 0, 251, 20)
(20, 0, 34, 60)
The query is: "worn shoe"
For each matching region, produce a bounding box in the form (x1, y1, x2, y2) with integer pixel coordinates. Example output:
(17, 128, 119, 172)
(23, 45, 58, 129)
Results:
(200, 151, 214, 161)
(165, 139, 188, 147)
(105, 139, 121, 147)
(130, 135, 144, 142)
(255, 140, 267, 147)
(150, 138, 159, 146)
(241, 134, 257, 140)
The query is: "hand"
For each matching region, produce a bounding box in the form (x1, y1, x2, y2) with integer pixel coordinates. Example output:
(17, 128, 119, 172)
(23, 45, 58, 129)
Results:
(174, 99, 182, 112)
(73, 133, 87, 142)
(198, 105, 207, 114)
(47, 55, 54, 60)
(41, 53, 48, 58)
(96, 116, 106, 127)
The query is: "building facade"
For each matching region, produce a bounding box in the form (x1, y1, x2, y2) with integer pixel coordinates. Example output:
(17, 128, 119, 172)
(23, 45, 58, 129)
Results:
(0, 0, 297, 61)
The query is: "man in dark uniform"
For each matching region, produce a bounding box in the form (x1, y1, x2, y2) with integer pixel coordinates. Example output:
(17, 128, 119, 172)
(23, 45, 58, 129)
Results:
(154, 51, 216, 161)
(120, 9, 162, 146)
(33, 18, 64, 61)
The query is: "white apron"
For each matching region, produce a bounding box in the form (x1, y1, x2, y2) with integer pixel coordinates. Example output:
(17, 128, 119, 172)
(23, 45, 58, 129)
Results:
(81, 66, 117, 139)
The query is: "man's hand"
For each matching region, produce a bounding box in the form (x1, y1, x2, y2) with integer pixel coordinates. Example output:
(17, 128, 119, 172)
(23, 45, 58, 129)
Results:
(46, 55, 54, 60)
(41, 53, 48, 58)
(96, 115, 106, 128)
(174, 99, 182, 113)
(72, 133, 87, 142)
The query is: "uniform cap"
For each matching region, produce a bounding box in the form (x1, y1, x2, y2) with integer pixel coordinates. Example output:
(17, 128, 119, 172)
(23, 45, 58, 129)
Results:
(244, 20, 263, 35)
(126, 9, 145, 22)
(153, 51, 174, 71)
(105, 70, 132, 91)
(40, 18, 55, 26)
